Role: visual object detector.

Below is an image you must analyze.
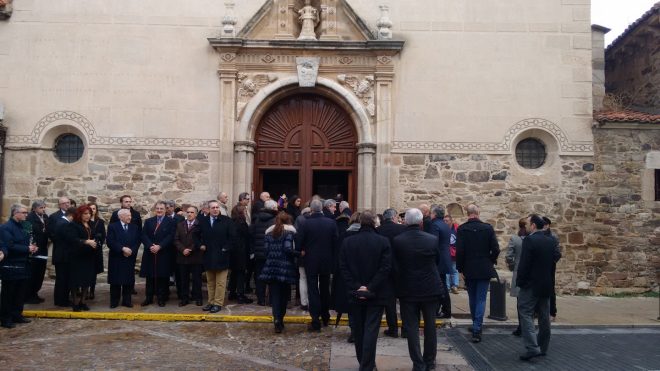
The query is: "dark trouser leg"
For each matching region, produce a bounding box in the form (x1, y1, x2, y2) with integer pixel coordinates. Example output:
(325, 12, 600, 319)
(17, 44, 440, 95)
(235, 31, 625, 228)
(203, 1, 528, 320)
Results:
(122, 284, 132, 305)
(234, 269, 246, 296)
(145, 277, 155, 300)
(350, 304, 366, 365)
(254, 259, 266, 303)
(54, 263, 71, 306)
(306, 272, 321, 328)
(2, 279, 27, 323)
(28, 258, 47, 298)
(400, 301, 425, 371)
(518, 287, 541, 354)
(549, 290, 557, 317)
(319, 274, 331, 323)
(178, 264, 191, 302)
(384, 297, 398, 333)
(110, 284, 121, 306)
(269, 282, 290, 322)
(157, 277, 169, 301)
(438, 275, 451, 316)
(536, 296, 551, 354)
(421, 300, 439, 368)
(360, 305, 385, 371)
(174, 259, 182, 300)
(191, 265, 203, 301)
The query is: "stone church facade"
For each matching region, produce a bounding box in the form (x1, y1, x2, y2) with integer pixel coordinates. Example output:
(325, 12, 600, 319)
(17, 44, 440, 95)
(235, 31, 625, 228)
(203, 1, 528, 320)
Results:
(0, 0, 657, 293)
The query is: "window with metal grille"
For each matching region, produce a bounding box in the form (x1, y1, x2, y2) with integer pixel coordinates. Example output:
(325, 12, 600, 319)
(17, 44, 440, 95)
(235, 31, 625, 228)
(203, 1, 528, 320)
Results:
(515, 138, 546, 169)
(54, 134, 84, 163)
(655, 169, 660, 201)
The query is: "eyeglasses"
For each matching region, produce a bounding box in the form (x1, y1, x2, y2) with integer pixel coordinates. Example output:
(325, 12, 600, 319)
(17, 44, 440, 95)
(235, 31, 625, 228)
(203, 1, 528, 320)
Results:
(17, 211, 28, 214)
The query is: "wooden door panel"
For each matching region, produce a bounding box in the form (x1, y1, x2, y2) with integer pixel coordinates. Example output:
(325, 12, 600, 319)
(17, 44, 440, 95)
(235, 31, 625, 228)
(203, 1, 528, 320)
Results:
(254, 94, 358, 206)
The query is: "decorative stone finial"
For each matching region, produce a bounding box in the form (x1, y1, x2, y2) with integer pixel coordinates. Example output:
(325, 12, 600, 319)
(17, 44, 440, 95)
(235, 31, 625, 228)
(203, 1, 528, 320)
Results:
(221, 1, 237, 38)
(377, 5, 393, 40)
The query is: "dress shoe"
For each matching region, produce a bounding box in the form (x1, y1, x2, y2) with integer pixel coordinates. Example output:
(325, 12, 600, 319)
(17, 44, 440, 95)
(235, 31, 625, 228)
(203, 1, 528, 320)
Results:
(110, 304, 118, 309)
(122, 303, 134, 308)
(512, 328, 521, 337)
(238, 296, 253, 304)
(274, 321, 283, 334)
(383, 329, 398, 338)
(141, 299, 153, 306)
(1, 321, 16, 329)
(519, 351, 543, 361)
(347, 334, 355, 343)
(202, 304, 213, 311)
(72, 305, 82, 312)
(471, 332, 482, 343)
(158, 301, 166, 307)
(300, 305, 309, 311)
(179, 300, 189, 307)
(209, 305, 222, 313)
(195, 300, 203, 306)
(80, 304, 90, 311)
(322, 317, 330, 327)
(307, 324, 321, 333)
(450, 286, 459, 294)
(13, 317, 31, 324)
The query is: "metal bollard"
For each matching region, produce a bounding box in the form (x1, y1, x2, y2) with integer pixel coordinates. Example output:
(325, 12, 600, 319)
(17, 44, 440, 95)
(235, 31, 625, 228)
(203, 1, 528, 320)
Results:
(488, 278, 508, 321)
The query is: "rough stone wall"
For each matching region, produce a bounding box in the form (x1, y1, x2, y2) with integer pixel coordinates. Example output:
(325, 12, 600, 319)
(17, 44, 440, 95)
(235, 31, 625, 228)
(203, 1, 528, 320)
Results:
(391, 140, 659, 293)
(589, 128, 660, 292)
(3, 148, 217, 220)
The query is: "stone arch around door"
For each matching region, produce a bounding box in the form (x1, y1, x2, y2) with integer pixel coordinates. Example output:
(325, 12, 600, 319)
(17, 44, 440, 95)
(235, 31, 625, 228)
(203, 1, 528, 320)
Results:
(232, 77, 376, 210)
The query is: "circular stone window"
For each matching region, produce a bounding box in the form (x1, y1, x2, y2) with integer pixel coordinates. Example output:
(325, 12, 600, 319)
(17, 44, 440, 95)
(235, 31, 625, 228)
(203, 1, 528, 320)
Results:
(54, 134, 84, 163)
(515, 138, 546, 169)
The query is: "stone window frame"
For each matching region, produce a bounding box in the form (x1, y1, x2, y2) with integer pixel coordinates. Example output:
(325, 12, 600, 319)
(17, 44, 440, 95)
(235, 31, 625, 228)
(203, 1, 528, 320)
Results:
(41, 124, 88, 166)
(510, 128, 559, 174)
(643, 151, 660, 202)
(54, 134, 85, 164)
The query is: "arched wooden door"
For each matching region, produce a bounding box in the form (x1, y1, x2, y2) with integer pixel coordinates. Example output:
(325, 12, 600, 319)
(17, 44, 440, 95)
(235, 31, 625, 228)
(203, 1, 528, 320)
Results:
(254, 94, 357, 208)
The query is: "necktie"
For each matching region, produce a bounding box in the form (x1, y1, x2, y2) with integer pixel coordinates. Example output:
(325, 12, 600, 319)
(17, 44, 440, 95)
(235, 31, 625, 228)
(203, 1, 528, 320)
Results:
(123, 224, 128, 232)
(187, 222, 192, 231)
(211, 217, 215, 227)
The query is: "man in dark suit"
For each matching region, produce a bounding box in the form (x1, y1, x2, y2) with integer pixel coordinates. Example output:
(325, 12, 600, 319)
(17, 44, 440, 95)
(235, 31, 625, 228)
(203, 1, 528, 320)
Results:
(298, 199, 338, 331)
(393, 208, 444, 371)
(52, 207, 76, 307)
(517, 214, 561, 361)
(109, 195, 143, 234)
(25, 200, 49, 304)
(456, 204, 500, 343)
(198, 200, 235, 313)
(429, 206, 452, 318)
(340, 211, 392, 371)
(174, 205, 203, 307)
(106, 209, 141, 308)
(46, 197, 70, 238)
(377, 208, 406, 338)
(140, 201, 176, 307)
(165, 200, 185, 300)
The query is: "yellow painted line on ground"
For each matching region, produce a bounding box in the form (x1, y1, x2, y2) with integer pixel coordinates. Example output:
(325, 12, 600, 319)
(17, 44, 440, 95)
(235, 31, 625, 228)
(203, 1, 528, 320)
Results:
(23, 310, 443, 327)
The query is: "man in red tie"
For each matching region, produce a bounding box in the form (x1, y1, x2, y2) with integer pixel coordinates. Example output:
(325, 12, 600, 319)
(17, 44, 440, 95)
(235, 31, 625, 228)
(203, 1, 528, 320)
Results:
(174, 206, 203, 307)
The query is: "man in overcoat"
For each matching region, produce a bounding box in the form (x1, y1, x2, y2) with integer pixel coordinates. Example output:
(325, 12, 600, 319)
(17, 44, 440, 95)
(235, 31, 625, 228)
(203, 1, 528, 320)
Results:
(25, 200, 49, 304)
(52, 207, 76, 307)
(174, 205, 203, 306)
(106, 209, 141, 308)
(456, 204, 500, 343)
(109, 195, 143, 234)
(392, 208, 443, 371)
(428, 206, 452, 318)
(198, 200, 236, 313)
(340, 211, 392, 371)
(517, 214, 561, 361)
(140, 201, 176, 307)
(0, 204, 38, 328)
(377, 208, 406, 338)
(298, 199, 338, 331)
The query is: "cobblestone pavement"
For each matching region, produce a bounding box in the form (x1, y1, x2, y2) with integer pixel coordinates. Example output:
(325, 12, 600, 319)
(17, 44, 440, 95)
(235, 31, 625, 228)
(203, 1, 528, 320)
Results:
(446, 327, 660, 371)
(0, 319, 471, 370)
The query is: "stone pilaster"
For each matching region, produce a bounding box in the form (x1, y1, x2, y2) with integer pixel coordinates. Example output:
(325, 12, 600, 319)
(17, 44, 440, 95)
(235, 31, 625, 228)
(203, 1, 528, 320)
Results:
(218, 53, 238, 201)
(274, 0, 295, 40)
(357, 142, 376, 210)
(233, 140, 256, 201)
(320, 0, 340, 41)
(374, 56, 395, 212)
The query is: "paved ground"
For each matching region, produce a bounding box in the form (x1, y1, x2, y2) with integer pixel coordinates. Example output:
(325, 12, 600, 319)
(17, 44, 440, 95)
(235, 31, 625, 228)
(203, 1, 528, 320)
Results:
(446, 327, 660, 371)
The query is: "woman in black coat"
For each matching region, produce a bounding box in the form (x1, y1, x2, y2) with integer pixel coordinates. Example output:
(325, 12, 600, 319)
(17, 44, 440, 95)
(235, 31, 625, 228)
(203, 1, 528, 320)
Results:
(228, 205, 253, 304)
(63, 205, 99, 311)
(285, 195, 301, 223)
(87, 203, 106, 300)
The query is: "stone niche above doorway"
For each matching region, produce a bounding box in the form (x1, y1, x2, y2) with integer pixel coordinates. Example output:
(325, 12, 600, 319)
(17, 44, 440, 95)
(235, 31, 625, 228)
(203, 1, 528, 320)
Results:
(209, 0, 404, 211)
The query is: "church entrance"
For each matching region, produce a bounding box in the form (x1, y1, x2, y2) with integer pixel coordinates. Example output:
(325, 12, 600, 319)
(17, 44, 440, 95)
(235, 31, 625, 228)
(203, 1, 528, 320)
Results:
(254, 94, 358, 208)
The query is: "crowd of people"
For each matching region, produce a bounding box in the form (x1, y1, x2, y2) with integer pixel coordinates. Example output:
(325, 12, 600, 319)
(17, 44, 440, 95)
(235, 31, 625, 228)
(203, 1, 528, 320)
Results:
(0, 191, 561, 369)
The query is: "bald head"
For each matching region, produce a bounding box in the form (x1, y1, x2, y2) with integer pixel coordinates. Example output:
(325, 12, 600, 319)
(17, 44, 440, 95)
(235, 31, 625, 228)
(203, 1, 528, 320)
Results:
(58, 197, 71, 211)
(418, 203, 430, 217)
